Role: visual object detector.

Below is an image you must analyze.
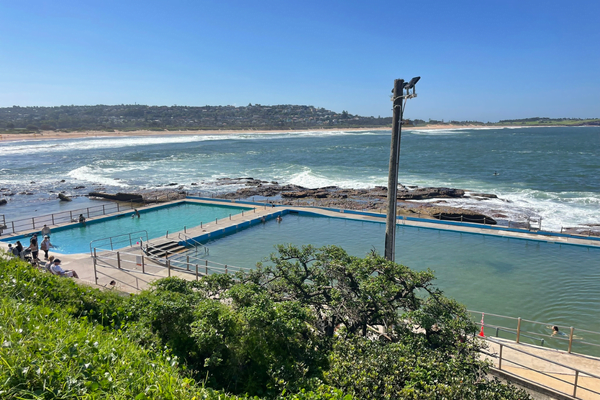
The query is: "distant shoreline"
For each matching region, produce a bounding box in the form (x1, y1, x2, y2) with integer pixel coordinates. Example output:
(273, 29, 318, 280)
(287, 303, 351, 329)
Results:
(0, 124, 531, 142)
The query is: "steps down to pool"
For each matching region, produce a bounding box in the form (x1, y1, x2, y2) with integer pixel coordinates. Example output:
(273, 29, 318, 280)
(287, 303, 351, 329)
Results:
(144, 239, 187, 258)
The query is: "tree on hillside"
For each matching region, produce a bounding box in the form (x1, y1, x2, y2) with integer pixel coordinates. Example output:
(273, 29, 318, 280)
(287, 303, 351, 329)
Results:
(244, 245, 475, 346)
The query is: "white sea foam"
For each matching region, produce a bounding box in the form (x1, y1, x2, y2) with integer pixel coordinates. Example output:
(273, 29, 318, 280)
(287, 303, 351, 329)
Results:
(0, 130, 386, 156)
(67, 166, 130, 187)
(405, 129, 471, 136)
(287, 169, 386, 189)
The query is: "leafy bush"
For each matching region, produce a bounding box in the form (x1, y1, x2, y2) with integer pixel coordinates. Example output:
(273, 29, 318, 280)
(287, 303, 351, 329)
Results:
(326, 336, 529, 399)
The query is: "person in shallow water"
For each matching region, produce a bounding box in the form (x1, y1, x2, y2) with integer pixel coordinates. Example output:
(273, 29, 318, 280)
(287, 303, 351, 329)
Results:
(78, 214, 86, 226)
(41, 224, 51, 237)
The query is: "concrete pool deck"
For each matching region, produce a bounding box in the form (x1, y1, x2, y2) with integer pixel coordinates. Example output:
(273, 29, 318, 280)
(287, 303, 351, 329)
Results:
(2, 198, 599, 292)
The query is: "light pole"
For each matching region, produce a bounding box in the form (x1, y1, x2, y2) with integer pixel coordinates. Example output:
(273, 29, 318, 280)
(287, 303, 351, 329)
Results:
(384, 77, 420, 262)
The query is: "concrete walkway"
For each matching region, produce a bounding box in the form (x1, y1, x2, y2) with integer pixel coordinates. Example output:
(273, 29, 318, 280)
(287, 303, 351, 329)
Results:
(483, 337, 600, 399)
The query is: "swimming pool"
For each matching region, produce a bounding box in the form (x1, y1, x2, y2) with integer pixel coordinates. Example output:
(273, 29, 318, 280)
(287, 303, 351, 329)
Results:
(200, 212, 600, 349)
(2, 201, 251, 254)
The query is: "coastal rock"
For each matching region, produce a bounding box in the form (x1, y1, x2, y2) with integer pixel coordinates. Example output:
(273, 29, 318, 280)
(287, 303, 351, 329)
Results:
(89, 192, 144, 202)
(470, 192, 498, 199)
(396, 187, 465, 200)
(432, 213, 497, 225)
(74, 186, 86, 189)
(0, 199, 7, 206)
(58, 193, 72, 201)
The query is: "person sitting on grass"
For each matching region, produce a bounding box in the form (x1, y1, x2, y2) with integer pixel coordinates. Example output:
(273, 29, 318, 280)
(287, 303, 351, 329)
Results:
(50, 258, 79, 278)
(44, 256, 55, 272)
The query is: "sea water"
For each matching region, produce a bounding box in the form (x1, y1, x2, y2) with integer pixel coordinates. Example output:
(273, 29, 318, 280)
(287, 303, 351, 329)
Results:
(0, 126, 599, 231)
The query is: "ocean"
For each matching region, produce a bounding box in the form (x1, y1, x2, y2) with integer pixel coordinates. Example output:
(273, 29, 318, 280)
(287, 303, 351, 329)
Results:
(1, 126, 599, 231)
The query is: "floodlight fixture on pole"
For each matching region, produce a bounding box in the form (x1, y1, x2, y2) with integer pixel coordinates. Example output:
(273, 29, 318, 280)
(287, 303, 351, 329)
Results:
(384, 76, 420, 262)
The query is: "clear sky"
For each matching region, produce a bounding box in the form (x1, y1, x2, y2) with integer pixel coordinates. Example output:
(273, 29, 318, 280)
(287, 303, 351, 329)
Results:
(1, 0, 599, 122)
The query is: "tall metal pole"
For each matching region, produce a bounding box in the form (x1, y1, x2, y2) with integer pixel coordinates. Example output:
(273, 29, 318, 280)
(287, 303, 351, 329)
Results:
(384, 79, 405, 261)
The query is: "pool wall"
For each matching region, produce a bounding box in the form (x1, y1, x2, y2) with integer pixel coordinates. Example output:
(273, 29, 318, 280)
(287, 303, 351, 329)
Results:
(1, 200, 252, 242)
(186, 197, 600, 248)
(180, 209, 287, 246)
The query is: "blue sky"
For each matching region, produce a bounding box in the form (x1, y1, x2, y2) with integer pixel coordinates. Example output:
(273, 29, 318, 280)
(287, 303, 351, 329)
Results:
(1, 0, 598, 121)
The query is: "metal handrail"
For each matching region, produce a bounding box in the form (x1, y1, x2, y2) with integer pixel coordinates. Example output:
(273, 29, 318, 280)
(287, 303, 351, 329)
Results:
(3, 202, 147, 235)
(91, 247, 249, 288)
(484, 337, 600, 398)
(469, 310, 600, 356)
(178, 232, 209, 255)
(89, 230, 148, 255)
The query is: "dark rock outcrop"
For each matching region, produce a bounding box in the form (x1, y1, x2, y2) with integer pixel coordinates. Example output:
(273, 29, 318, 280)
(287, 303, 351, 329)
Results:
(89, 192, 144, 202)
(432, 213, 497, 225)
(397, 187, 465, 200)
(58, 193, 72, 201)
(0, 199, 7, 206)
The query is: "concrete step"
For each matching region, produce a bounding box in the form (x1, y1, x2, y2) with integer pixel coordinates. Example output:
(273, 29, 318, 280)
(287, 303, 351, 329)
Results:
(144, 240, 187, 258)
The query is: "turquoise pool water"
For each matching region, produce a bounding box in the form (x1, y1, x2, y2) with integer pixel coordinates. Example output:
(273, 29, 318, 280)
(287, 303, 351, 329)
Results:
(202, 213, 600, 351)
(7, 202, 251, 254)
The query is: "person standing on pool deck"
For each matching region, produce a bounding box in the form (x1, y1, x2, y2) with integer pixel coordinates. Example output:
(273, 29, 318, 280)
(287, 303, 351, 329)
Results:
(15, 241, 24, 258)
(40, 235, 55, 260)
(41, 224, 51, 237)
(29, 234, 39, 261)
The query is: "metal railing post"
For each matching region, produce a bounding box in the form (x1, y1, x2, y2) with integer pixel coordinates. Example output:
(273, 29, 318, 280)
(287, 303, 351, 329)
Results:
(102, 205, 105, 215)
(117, 203, 120, 212)
(70, 211, 73, 221)
(205, 260, 208, 275)
(186, 255, 190, 271)
(225, 265, 228, 274)
(167, 260, 171, 277)
(573, 370, 579, 397)
(195, 264, 199, 280)
(498, 343, 503, 370)
(51, 214, 55, 225)
(568, 327, 574, 353)
(141, 255, 145, 274)
(87, 207, 90, 218)
(117, 252, 121, 269)
(93, 248, 98, 284)
(516, 317, 522, 343)
(32, 217, 35, 229)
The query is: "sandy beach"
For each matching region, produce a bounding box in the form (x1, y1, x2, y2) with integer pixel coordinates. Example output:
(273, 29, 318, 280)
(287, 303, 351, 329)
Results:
(0, 124, 495, 142)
